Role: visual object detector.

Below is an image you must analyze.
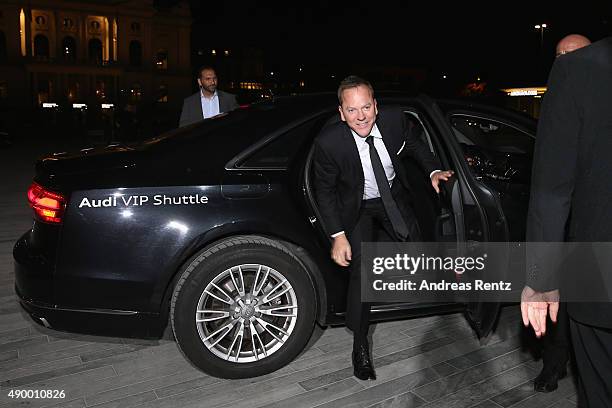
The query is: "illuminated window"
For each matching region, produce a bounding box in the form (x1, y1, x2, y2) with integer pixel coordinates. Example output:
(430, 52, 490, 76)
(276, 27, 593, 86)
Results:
(129, 40, 142, 66)
(155, 49, 168, 70)
(224, 50, 229, 56)
(239, 82, 263, 90)
(61, 36, 76, 60)
(20, 9, 26, 56)
(112, 19, 117, 61)
(95, 80, 106, 100)
(211, 49, 216, 56)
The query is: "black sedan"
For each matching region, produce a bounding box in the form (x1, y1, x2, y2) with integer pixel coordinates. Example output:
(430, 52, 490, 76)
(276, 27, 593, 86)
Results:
(14, 94, 535, 379)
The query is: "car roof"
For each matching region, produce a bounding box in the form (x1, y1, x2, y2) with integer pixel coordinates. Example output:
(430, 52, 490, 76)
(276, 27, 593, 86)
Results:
(142, 93, 535, 165)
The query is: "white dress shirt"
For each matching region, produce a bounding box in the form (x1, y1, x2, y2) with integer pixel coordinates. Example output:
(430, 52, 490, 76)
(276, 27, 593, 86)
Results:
(201, 90, 220, 119)
(352, 124, 395, 200)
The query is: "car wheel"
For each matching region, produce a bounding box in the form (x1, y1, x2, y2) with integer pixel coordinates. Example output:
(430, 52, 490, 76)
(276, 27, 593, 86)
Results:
(171, 236, 316, 378)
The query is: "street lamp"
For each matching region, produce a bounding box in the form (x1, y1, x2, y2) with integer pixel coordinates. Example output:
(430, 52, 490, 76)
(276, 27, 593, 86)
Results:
(534, 23, 548, 48)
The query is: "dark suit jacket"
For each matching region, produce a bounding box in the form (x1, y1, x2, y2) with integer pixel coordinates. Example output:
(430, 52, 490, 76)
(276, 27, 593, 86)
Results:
(526, 37, 612, 328)
(313, 106, 440, 240)
(178, 90, 239, 127)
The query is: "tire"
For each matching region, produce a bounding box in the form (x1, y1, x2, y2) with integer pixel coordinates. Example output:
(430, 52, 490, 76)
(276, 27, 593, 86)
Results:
(171, 236, 316, 378)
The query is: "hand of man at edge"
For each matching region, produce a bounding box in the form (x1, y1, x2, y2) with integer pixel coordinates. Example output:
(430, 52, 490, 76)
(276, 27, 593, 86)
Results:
(520, 286, 560, 338)
(431, 170, 454, 193)
(331, 233, 352, 267)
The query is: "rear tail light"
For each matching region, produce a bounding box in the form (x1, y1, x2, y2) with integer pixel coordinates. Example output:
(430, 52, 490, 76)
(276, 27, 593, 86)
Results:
(27, 182, 66, 224)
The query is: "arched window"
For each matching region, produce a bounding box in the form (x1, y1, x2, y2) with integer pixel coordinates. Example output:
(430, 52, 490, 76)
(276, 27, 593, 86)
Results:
(129, 40, 142, 66)
(88, 38, 102, 64)
(61, 36, 76, 61)
(155, 49, 167, 70)
(0, 31, 6, 62)
(34, 34, 49, 58)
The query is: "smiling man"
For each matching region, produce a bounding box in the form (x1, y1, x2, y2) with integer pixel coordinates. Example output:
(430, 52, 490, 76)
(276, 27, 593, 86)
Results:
(313, 76, 453, 380)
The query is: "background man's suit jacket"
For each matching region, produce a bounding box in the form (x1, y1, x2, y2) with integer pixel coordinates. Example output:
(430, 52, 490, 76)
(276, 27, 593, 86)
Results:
(313, 106, 440, 240)
(178, 90, 239, 127)
(526, 36, 612, 328)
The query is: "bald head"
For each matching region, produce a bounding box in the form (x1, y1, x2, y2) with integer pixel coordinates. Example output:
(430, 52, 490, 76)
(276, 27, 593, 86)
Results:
(556, 34, 591, 57)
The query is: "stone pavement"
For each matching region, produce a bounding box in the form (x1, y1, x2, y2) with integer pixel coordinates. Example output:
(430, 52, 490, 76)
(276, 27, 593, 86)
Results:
(0, 135, 579, 407)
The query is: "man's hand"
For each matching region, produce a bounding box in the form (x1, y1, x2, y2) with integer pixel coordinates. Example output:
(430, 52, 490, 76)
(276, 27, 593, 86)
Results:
(331, 234, 352, 267)
(431, 170, 454, 193)
(520, 286, 560, 338)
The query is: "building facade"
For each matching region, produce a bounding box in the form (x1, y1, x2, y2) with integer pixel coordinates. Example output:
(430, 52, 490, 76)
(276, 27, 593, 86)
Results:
(0, 0, 191, 114)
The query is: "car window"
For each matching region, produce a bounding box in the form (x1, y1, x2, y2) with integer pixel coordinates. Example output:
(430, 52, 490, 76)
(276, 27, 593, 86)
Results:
(450, 114, 534, 183)
(240, 115, 330, 168)
(450, 115, 534, 156)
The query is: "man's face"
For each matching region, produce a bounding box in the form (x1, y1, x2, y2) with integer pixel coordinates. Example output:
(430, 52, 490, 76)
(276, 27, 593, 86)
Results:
(339, 85, 378, 137)
(198, 69, 217, 94)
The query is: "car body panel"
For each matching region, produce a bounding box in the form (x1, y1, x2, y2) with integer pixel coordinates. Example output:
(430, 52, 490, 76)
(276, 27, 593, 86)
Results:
(14, 94, 536, 340)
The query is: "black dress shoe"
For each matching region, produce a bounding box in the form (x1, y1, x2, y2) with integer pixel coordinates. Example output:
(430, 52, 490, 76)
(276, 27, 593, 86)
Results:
(534, 365, 568, 392)
(352, 344, 376, 380)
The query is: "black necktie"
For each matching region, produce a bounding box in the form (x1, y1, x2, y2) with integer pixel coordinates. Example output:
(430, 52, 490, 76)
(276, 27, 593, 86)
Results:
(366, 136, 409, 241)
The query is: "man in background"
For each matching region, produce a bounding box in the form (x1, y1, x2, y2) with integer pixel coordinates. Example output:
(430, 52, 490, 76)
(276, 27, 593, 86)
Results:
(555, 34, 591, 57)
(532, 34, 591, 394)
(179, 66, 239, 127)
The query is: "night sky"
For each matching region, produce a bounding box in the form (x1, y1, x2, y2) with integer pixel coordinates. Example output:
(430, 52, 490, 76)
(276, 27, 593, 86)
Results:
(186, 1, 612, 87)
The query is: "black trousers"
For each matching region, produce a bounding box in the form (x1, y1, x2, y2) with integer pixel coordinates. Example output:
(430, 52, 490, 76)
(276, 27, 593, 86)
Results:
(541, 302, 570, 370)
(345, 198, 419, 337)
(570, 318, 612, 408)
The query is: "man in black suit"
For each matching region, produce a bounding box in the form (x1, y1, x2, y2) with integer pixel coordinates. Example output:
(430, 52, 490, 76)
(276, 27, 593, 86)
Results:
(313, 76, 453, 380)
(179, 66, 239, 127)
(532, 34, 591, 395)
(521, 36, 612, 407)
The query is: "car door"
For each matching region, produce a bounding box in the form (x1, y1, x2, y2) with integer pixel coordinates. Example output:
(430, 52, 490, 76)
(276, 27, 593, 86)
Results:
(446, 110, 535, 242)
(405, 96, 510, 337)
